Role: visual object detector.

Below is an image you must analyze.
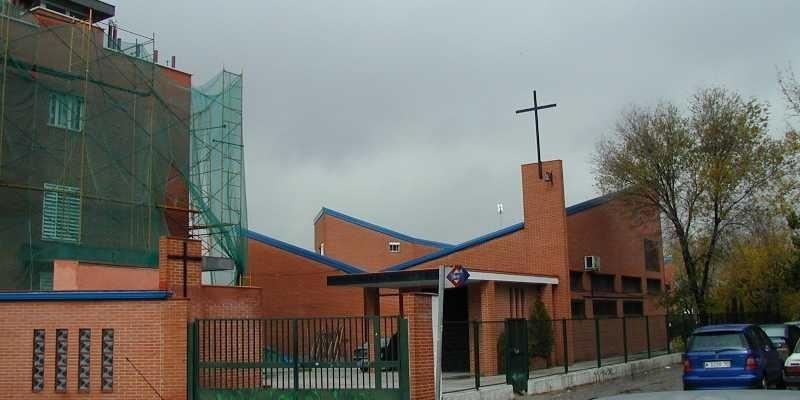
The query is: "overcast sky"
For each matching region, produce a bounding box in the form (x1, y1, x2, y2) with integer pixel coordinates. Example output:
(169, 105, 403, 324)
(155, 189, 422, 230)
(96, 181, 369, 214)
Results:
(115, 0, 800, 249)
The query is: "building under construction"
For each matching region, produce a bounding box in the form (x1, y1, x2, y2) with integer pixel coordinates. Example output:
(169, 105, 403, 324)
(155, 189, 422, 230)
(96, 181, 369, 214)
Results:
(0, 0, 247, 290)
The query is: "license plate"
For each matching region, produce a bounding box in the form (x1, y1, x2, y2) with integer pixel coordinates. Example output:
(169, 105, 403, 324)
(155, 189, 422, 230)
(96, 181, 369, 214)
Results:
(704, 361, 731, 368)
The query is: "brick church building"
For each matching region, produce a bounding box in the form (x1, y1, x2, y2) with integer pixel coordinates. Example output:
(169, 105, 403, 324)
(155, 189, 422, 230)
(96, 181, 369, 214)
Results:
(247, 159, 667, 323)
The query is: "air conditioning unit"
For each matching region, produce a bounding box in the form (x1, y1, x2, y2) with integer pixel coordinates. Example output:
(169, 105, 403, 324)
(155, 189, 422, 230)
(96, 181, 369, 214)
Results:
(584, 256, 600, 272)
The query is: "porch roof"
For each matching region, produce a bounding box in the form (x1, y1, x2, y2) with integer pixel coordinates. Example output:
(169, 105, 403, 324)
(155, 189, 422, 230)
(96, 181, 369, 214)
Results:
(327, 268, 558, 289)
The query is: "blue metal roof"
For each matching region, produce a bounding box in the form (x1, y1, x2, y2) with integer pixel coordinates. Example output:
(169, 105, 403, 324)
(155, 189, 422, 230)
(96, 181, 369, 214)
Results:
(0, 290, 171, 301)
(314, 207, 452, 249)
(565, 193, 616, 216)
(383, 222, 525, 272)
(246, 230, 366, 275)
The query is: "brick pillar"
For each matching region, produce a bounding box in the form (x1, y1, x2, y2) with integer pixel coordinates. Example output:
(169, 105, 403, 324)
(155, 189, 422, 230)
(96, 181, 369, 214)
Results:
(405, 293, 435, 400)
(158, 237, 202, 298)
(364, 287, 380, 316)
(481, 281, 500, 376)
(161, 299, 189, 399)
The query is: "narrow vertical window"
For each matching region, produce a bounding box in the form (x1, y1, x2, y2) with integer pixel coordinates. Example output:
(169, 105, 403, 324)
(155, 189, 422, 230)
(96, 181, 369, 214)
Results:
(55, 329, 68, 392)
(101, 329, 114, 392)
(319, 242, 325, 256)
(32, 329, 45, 392)
(78, 329, 91, 392)
(42, 183, 81, 243)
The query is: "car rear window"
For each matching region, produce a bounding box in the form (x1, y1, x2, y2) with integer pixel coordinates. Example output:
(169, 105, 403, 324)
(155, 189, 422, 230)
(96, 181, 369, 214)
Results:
(688, 332, 747, 351)
(762, 326, 786, 337)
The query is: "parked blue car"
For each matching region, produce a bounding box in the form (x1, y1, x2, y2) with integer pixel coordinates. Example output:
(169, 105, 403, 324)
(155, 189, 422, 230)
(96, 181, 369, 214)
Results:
(682, 324, 783, 390)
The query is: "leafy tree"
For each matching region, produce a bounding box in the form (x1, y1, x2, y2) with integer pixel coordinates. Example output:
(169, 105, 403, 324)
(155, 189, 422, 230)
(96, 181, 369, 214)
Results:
(711, 218, 794, 319)
(595, 87, 796, 321)
(527, 296, 554, 367)
(779, 65, 800, 119)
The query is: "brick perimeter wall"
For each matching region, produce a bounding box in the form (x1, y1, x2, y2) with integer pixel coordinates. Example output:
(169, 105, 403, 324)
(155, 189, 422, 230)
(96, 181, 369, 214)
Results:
(0, 299, 188, 400)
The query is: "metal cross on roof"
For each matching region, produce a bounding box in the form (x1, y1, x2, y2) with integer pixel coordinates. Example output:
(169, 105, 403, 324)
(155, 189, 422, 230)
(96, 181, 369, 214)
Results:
(515, 90, 557, 179)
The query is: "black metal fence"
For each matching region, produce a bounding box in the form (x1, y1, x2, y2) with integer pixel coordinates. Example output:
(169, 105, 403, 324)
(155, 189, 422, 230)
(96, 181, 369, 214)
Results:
(442, 315, 671, 393)
(190, 316, 409, 399)
(442, 313, 790, 393)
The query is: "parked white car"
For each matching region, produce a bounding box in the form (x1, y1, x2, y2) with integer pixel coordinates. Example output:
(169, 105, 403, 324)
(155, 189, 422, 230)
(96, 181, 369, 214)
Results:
(784, 340, 800, 388)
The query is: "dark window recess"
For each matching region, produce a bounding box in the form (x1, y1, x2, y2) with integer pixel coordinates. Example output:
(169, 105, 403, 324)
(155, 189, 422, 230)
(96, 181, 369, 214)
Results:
(591, 274, 615, 293)
(622, 276, 642, 293)
(32, 329, 45, 392)
(509, 287, 525, 318)
(101, 329, 114, 392)
(644, 239, 660, 271)
(593, 300, 617, 318)
(570, 271, 584, 291)
(647, 278, 662, 294)
(623, 301, 644, 316)
(55, 329, 68, 392)
(78, 329, 91, 392)
(571, 300, 586, 319)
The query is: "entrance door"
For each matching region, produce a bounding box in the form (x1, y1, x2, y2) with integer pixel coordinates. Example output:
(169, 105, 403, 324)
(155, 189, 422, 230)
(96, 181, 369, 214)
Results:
(442, 286, 469, 372)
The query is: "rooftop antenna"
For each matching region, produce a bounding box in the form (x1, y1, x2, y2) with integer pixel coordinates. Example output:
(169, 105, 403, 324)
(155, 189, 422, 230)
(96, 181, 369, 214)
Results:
(497, 201, 504, 228)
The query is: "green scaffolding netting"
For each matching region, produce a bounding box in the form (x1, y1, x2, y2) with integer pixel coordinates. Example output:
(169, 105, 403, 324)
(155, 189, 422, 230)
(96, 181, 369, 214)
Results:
(0, 2, 247, 290)
(190, 70, 247, 285)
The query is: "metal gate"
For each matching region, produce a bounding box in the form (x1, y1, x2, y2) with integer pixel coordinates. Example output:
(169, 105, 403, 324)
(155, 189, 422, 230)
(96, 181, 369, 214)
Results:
(189, 316, 409, 400)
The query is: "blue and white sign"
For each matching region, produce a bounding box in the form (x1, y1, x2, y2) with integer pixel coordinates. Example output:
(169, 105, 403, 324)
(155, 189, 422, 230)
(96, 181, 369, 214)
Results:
(446, 265, 470, 288)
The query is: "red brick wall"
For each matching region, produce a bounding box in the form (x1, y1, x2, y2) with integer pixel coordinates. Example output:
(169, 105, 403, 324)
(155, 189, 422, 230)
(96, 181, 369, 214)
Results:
(403, 161, 570, 320)
(0, 299, 188, 400)
(248, 238, 367, 317)
(314, 213, 441, 272)
(405, 293, 434, 400)
(189, 285, 264, 320)
(53, 260, 159, 291)
(159, 237, 202, 295)
(566, 196, 665, 317)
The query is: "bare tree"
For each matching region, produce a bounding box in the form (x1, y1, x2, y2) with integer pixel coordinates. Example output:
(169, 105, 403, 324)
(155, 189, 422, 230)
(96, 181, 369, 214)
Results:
(594, 88, 795, 320)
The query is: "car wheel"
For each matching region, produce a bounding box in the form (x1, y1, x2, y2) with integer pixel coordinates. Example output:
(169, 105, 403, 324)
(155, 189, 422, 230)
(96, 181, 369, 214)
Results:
(761, 375, 769, 389)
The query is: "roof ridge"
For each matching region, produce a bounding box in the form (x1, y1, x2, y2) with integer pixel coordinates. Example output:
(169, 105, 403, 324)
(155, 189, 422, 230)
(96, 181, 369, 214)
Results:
(383, 222, 525, 272)
(565, 193, 617, 216)
(246, 230, 366, 275)
(314, 207, 452, 249)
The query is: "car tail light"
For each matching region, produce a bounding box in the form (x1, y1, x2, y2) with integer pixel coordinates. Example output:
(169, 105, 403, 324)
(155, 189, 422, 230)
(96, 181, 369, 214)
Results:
(683, 358, 691, 372)
(787, 363, 800, 376)
(746, 356, 758, 371)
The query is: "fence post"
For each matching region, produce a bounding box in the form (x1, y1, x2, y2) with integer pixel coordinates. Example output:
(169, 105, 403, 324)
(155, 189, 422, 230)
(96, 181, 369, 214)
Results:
(562, 319, 569, 374)
(645, 316, 651, 359)
(595, 318, 601, 369)
(398, 318, 410, 400)
(292, 319, 299, 391)
(473, 321, 480, 391)
(373, 316, 383, 389)
(622, 317, 628, 363)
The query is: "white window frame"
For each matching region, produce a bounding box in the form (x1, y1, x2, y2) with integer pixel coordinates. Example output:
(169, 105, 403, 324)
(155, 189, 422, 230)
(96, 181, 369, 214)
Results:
(48, 92, 84, 132)
(388, 242, 400, 253)
(319, 242, 325, 256)
(42, 183, 81, 243)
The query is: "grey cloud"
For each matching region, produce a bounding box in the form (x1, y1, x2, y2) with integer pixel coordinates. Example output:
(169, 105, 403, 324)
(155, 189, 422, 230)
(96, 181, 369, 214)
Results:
(113, 0, 800, 248)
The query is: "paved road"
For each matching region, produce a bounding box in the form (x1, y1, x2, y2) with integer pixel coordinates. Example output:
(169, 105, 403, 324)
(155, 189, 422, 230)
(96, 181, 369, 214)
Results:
(524, 364, 682, 399)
